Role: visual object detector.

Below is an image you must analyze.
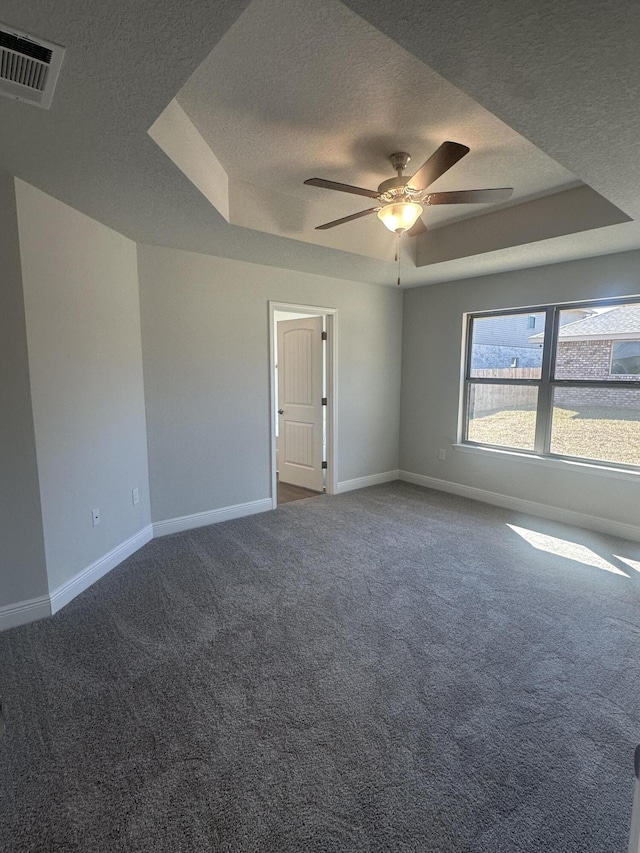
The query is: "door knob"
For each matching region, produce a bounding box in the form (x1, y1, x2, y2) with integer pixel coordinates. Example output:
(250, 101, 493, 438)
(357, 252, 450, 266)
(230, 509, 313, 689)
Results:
(278, 409, 284, 415)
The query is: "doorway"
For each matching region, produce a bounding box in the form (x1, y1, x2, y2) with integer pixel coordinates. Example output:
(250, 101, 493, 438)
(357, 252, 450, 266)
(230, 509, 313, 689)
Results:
(269, 302, 337, 508)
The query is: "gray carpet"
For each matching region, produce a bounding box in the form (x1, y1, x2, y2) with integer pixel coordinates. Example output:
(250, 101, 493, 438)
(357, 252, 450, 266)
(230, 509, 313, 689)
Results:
(1, 482, 640, 852)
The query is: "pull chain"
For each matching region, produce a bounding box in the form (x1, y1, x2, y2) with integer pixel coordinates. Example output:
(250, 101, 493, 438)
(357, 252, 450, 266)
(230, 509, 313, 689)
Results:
(395, 231, 402, 286)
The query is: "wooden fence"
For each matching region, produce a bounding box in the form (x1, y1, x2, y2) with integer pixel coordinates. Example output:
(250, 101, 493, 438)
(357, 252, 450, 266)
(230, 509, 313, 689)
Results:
(470, 368, 538, 416)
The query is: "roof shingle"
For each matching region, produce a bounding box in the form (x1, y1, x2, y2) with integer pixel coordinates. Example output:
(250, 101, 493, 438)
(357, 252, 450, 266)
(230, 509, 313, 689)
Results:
(556, 304, 640, 338)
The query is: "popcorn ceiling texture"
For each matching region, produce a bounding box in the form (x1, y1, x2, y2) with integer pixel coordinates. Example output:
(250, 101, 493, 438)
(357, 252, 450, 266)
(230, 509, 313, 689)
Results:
(0, 0, 638, 286)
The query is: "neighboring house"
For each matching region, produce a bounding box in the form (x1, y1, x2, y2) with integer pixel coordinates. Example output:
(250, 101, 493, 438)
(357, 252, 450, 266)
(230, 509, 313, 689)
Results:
(552, 304, 640, 378)
(531, 303, 640, 409)
(471, 308, 591, 369)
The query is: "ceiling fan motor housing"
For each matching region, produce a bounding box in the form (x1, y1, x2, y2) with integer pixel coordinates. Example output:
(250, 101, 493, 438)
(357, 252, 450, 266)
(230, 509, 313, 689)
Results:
(305, 141, 512, 233)
(377, 176, 409, 196)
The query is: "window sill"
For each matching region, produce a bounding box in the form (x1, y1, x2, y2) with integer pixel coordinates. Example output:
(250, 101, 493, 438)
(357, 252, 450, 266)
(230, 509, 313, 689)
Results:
(453, 442, 640, 483)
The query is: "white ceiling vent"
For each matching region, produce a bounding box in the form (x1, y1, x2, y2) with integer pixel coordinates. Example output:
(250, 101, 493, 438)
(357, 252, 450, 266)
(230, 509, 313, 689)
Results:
(0, 23, 64, 109)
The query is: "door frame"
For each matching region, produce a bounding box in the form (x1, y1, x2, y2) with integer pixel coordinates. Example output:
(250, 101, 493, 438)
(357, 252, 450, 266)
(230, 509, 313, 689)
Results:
(269, 301, 337, 507)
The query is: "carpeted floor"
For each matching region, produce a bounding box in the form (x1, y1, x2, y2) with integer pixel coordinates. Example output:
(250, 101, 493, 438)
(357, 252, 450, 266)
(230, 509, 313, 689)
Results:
(1, 482, 640, 852)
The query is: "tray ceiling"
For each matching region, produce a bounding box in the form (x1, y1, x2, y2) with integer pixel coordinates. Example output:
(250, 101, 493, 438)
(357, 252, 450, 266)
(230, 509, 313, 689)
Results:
(0, 0, 638, 286)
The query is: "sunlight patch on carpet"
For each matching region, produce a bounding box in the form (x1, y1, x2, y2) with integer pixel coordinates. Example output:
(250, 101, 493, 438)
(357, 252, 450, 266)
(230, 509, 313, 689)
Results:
(507, 524, 630, 576)
(614, 555, 640, 573)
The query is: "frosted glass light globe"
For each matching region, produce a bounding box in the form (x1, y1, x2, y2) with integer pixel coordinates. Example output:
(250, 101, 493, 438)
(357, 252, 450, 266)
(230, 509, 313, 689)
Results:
(377, 201, 423, 233)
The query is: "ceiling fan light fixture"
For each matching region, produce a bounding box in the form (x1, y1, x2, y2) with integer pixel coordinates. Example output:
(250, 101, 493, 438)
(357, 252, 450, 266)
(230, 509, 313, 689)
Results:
(377, 201, 423, 233)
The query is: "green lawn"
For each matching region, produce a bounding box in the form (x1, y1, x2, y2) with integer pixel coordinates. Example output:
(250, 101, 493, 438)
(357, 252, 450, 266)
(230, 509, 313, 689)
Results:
(468, 406, 640, 466)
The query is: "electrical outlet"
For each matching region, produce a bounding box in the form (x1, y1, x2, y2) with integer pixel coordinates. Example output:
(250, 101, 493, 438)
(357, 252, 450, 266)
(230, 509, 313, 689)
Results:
(132, 488, 139, 506)
(92, 508, 100, 527)
(438, 449, 446, 461)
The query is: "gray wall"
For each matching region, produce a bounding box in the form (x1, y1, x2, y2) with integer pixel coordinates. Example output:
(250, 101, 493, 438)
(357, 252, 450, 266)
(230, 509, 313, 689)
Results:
(0, 173, 48, 607)
(400, 249, 640, 528)
(15, 180, 151, 592)
(137, 245, 402, 523)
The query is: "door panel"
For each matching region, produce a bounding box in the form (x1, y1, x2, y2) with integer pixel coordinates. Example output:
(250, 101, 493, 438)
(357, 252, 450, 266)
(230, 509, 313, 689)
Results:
(277, 316, 323, 491)
(284, 421, 313, 466)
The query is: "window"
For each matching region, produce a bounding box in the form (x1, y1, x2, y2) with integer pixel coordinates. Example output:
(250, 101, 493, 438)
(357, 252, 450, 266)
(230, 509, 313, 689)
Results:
(611, 341, 640, 375)
(463, 299, 640, 469)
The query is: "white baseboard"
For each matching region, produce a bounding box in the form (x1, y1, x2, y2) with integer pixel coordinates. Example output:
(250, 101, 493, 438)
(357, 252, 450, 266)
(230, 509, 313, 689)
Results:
(153, 497, 273, 537)
(336, 470, 399, 494)
(49, 524, 154, 615)
(0, 594, 51, 632)
(398, 470, 640, 542)
(3, 497, 275, 631)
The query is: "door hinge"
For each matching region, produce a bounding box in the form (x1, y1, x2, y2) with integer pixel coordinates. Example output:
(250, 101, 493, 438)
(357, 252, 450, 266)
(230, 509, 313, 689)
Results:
(322, 397, 327, 406)
(321, 330, 327, 341)
(322, 461, 327, 469)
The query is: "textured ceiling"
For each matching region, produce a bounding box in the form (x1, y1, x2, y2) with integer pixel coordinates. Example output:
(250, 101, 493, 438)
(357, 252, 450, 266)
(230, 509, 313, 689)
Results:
(176, 0, 576, 228)
(1, 0, 639, 286)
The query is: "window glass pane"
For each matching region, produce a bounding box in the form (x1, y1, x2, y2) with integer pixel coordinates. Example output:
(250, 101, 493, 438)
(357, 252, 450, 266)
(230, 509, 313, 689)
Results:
(611, 340, 640, 375)
(554, 302, 640, 381)
(470, 312, 544, 378)
(551, 386, 640, 466)
(467, 384, 538, 451)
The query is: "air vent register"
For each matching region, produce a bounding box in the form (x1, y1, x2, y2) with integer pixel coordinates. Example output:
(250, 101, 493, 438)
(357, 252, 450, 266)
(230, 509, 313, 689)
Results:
(0, 23, 64, 109)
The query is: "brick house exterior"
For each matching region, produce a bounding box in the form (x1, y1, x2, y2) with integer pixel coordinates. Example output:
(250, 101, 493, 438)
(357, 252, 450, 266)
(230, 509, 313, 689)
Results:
(471, 305, 640, 416)
(471, 308, 590, 370)
(555, 339, 613, 379)
(534, 305, 640, 409)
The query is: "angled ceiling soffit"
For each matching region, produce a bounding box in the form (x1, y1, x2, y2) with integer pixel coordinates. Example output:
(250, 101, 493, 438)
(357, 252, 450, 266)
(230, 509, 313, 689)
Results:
(147, 0, 633, 271)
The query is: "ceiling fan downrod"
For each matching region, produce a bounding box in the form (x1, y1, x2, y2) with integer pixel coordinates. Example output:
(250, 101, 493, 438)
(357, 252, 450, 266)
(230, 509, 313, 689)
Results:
(389, 151, 411, 178)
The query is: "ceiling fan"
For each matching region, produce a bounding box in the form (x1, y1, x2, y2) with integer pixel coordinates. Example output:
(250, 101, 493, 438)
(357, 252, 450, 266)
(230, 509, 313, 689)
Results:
(304, 141, 513, 235)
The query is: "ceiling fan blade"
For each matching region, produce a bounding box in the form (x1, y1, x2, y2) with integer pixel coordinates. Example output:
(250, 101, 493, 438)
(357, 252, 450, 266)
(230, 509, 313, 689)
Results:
(426, 187, 513, 205)
(406, 217, 427, 237)
(304, 178, 380, 199)
(408, 141, 470, 191)
(315, 208, 378, 230)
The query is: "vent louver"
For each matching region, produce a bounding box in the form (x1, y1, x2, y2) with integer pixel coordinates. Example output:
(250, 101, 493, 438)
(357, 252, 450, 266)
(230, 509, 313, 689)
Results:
(0, 23, 64, 109)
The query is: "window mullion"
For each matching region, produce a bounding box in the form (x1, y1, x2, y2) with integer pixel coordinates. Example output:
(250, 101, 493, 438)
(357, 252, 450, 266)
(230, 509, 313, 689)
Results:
(534, 306, 557, 454)
(463, 298, 640, 469)
(461, 316, 473, 442)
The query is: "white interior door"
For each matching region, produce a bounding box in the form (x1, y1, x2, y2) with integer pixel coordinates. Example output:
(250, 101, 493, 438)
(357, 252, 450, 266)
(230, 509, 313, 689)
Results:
(277, 316, 324, 491)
